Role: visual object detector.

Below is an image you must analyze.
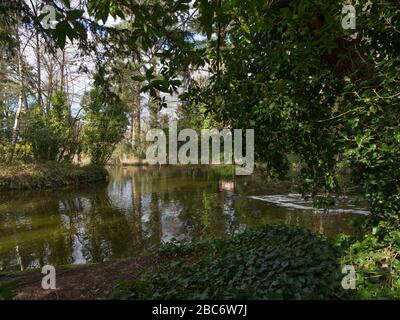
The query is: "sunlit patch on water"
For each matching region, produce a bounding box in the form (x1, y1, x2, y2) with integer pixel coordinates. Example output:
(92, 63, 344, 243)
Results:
(249, 194, 369, 215)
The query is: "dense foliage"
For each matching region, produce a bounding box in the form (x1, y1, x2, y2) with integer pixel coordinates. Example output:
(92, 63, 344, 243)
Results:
(82, 83, 128, 165)
(112, 225, 345, 299)
(340, 230, 400, 299)
(20, 91, 81, 162)
(183, 0, 400, 296)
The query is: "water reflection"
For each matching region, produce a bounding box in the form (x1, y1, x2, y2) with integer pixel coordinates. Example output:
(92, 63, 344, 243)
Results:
(0, 166, 365, 271)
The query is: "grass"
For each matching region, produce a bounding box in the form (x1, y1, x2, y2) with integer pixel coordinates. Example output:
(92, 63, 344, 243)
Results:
(0, 161, 108, 191)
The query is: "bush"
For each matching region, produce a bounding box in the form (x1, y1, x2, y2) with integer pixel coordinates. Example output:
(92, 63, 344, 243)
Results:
(0, 162, 108, 190)
(112, 224, 345, 300)
(339, 223, 400, 299)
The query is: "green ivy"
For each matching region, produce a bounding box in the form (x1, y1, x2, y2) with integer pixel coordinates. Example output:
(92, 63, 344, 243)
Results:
(112, 225, 346, 300)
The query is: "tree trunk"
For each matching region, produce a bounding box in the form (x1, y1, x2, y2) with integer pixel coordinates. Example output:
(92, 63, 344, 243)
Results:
(59, 48, 65, 91)
(46, 56, 53, 113)
(131, 82, 141, 147)
(35, 31, 43, 107)
(8, 19, 25, 164)
(8, 88, 23, 163)
(131, 176, 143, 245)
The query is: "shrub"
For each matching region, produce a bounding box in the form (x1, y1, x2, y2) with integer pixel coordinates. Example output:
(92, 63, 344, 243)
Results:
(339, 223, 400, 299)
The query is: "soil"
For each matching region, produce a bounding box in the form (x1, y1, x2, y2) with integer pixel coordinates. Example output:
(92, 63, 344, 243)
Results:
(0, 257, 154, 300)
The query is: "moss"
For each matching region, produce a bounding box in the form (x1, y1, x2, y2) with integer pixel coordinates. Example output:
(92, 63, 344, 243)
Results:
(0, 162, 108, 191)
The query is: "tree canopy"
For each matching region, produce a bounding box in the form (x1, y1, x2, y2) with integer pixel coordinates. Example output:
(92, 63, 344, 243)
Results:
(1, 0, 399, 297)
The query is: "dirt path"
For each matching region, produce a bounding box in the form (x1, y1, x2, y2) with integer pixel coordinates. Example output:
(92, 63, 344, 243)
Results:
(0, 257, 154, 300)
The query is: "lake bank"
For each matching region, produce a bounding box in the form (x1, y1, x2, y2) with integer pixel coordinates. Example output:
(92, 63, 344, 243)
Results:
(0, 256, 155, 300)
(1, 223, 396, 300)
(0, 162, 108, 191)
(0, 224, 345, 300)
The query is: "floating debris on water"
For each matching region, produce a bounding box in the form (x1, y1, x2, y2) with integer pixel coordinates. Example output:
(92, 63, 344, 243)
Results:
(249, 194, 369, 215)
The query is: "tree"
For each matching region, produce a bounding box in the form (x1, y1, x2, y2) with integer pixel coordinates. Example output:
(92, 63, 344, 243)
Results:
(82, 82, 128, 165)
(184, 0, 400, 296)
(112, 59, 143, 151)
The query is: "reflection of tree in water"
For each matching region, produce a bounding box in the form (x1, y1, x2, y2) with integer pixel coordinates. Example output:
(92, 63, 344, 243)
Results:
(0, 185, 141, 271)
(0, 166, 361, 271)
(148, 192, 162, 244)
(127, 166, 165, 247)
(199, 192, 226, 239)
(143, 167, 239, 241)
(131, 174, 143, 247)
(0, 191, 73, 271)
(78, 188, 140, 263)
(124, 166, 230, 243)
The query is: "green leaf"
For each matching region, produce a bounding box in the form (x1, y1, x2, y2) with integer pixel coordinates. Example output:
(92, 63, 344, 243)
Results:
(132, 75, 146, 82)
(53, 21, 68, 49)
(66, 9, 84, 21)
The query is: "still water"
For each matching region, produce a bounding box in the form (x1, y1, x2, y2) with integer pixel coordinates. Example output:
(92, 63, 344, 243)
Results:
(0, 166, 367, 271)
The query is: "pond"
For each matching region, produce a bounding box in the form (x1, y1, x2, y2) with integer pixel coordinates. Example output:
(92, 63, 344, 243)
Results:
(0, 166, 367, 272)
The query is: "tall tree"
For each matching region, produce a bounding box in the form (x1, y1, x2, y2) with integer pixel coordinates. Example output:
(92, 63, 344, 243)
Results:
(8, 13, 28, 163)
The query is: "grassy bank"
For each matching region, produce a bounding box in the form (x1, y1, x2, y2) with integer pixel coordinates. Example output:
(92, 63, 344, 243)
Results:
(0, 162, 108, 191)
